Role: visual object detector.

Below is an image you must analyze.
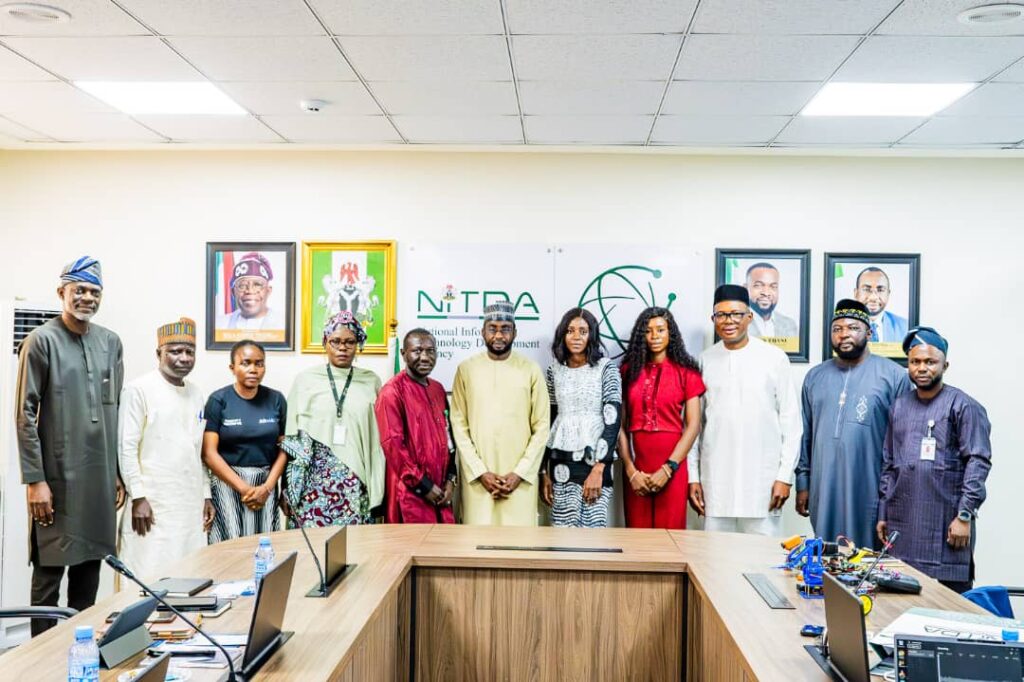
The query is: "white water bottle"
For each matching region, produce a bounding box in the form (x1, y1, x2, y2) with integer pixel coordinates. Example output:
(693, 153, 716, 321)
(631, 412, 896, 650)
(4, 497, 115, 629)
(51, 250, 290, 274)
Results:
(253, 536, 276, 583)
(67, 625, 99, 681)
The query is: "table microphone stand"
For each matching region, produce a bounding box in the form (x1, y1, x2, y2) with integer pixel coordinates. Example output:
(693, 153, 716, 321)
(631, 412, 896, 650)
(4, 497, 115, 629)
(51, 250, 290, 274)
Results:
(104, 555, 238, 681)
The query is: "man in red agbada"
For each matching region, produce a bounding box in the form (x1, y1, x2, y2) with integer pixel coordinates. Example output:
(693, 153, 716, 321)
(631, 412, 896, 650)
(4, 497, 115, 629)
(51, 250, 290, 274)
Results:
(375, 329, 457, 523)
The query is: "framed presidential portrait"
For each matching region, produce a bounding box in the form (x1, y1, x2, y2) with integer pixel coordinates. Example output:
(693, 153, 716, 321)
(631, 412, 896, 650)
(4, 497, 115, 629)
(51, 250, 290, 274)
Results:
(300, 240, 397, 354)
(716, 248, 811, 363)
(205, 242, 295, 351)
(823, 253, 920, 363)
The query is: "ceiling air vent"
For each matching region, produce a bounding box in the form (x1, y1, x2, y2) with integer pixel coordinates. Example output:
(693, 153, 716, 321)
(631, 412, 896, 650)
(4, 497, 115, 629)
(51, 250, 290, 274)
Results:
(1, 3, 71, 24)
(957, 3, 1024, 25)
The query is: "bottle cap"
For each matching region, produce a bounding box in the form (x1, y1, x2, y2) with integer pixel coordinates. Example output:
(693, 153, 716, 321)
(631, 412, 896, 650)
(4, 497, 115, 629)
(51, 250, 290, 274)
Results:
(75, 625, 94, 641)
(258, 536, 270, 545)
(1003, 629, 1020, 642)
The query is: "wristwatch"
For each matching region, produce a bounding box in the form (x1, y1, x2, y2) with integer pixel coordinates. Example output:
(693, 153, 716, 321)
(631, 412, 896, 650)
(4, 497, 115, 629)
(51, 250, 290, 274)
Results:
(664, 460, 680, 475)
(957, 510, 972, 522)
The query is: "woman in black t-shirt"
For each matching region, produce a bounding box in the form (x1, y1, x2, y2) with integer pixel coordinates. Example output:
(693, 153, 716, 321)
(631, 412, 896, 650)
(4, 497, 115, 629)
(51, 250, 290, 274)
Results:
(202, 340, 287, 543)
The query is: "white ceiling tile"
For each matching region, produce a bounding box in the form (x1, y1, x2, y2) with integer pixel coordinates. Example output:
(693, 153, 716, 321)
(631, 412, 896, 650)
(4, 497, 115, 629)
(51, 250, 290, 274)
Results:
(260, 114, 401, 142)
(675, 35, 859, 81)
(168, 36, 355, 81)
(134, 115, 281, 142)
(0, 44, 56, 80)
(836, 36, 1024, 83)
(900, 116, 1024, 144)
(310, 0, 503, 36)
(941, 83, 1024, 116)
(662, 81, 819, 115)
(393, 115, 522, 143)
(0, 114, 48, 140)
(217, 81, 379, 116)
(370, 81, 517, 115)
(0, 0, 146, 36)
(8, 111, 164, 141)
(693, 0, 899, 35)
(994, 57, 1024, 82)
(116, 0, 323, 37)
(524, 115, 653, 144)
(0, 81, 114, 115)
(340, 36, 510, 80)
(651, 115, 788, 143)
(519, 81, 665, 115)
(877, 0, 1024, 37)
(514, 35, 681, 81)
(775, 116, 925, 144)
(506, 0, 697, 34)
(2, 36, 197, 80)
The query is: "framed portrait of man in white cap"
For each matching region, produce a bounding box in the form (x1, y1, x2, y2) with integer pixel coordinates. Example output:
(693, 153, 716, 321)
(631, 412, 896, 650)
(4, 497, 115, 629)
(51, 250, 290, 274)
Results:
(205, 241, 295, 350)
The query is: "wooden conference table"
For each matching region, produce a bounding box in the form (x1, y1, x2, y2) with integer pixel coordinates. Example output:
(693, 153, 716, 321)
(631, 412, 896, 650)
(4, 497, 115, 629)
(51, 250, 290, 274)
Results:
(3, 525, 984, 681)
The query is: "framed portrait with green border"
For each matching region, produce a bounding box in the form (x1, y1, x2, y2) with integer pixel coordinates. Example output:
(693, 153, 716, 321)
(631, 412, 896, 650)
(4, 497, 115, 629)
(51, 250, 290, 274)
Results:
(716, 248, 811, 363)
(300, 241, 397, 354)
(823, 252, 920, 364)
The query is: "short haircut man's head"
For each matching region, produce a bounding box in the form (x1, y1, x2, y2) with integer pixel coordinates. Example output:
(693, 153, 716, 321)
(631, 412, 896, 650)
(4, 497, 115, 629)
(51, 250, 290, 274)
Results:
(853, 266, 892, 315)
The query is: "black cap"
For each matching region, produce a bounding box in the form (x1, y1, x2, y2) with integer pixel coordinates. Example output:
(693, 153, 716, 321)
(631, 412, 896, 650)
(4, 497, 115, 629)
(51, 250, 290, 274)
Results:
(833, 299, 870, 324)
(714, 284, 750, 306)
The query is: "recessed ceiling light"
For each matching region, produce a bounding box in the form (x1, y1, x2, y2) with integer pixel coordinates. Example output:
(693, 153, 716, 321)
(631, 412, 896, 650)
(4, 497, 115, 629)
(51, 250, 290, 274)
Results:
(2, 2, 70, 23)
(75, 82, 247, 115)
(801, 83, 976, 117)
(957, 3, 1024, 25)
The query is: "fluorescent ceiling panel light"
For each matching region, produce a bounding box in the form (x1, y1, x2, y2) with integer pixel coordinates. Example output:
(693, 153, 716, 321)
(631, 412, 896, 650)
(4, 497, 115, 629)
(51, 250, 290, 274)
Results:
(801, 82, 976, 117)
(75, 81, 246, 115)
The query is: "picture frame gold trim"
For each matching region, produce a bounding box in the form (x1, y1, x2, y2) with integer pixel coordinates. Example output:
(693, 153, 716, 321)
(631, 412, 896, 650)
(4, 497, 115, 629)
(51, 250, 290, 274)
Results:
(300, 240, 397, 354)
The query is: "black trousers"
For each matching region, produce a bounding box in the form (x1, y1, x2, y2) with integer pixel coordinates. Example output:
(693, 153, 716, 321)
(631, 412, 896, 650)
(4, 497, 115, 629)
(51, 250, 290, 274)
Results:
(30, 560, 101, 637)
(940, 579, 974, 594)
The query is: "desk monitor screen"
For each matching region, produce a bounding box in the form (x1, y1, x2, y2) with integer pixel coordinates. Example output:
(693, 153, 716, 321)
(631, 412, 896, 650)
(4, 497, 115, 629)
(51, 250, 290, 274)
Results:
(896, 635, 1024, 681)
(324, 527, 346, 585)
(823, 572, 871, 682)
(243, 551, 297, 672)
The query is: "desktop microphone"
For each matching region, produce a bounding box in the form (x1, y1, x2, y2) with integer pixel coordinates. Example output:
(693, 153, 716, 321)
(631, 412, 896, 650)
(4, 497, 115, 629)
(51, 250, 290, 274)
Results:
(104, 554, 238, 681)
(279, 491, 327, 597)
(853, 530, 900, 594)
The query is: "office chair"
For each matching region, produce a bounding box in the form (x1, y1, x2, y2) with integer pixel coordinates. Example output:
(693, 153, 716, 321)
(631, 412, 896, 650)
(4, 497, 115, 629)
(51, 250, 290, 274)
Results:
(963, 586, 1024, 619)
(0, 606, 78, 653)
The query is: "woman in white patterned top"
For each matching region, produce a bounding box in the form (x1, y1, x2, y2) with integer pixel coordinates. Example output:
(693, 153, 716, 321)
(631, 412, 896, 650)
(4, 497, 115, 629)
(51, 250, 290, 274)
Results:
(540, 308, 622, 528)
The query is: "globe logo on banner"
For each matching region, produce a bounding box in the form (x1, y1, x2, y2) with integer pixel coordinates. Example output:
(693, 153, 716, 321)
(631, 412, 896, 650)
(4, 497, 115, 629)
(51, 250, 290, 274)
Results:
(577, 265, 678, 359)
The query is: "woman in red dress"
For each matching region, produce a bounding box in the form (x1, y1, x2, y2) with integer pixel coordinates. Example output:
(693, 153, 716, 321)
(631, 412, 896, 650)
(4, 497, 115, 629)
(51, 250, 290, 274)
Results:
(618, 307, 704, 529)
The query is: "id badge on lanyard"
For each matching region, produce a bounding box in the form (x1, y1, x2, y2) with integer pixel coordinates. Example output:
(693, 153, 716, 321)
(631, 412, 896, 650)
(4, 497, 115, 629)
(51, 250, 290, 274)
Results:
(327, 365, 354, 447)
(920, 419, 937, 461)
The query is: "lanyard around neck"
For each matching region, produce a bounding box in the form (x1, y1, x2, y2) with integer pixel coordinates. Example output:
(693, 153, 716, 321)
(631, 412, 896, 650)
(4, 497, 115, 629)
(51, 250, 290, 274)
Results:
(326, 365, 355, 419)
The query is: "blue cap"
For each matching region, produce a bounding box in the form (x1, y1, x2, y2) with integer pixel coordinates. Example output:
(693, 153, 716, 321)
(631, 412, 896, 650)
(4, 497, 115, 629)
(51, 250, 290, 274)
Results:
(902, 326, 948, 356)
(258, 536, 271, 545)
(75, 625, 94, 641)
(1003, 629, 1020, 642)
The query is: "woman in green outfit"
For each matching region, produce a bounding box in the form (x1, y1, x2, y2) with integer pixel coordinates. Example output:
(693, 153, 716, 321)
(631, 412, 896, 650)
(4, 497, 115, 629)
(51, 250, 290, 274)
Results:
(281, 311, 385, 526)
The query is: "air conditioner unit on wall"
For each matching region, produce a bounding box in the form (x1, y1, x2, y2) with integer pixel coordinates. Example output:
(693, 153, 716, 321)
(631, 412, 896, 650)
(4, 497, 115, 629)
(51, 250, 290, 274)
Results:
(0, 301, 60, 648)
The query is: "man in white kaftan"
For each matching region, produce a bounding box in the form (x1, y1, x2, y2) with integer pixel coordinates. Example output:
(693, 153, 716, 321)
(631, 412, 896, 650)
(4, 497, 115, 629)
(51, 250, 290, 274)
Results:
(118, 318, 213, 580)
(688, 285, 802, 536)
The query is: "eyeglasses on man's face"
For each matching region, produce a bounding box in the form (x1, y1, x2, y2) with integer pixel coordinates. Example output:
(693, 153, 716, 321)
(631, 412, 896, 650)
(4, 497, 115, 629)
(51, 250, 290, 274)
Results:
(233, 279, 267, 294)
(711, 311, 748, 323)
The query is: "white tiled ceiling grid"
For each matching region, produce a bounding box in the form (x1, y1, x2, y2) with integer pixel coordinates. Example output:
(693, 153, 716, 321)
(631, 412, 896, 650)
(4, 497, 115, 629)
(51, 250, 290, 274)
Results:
(0, 0, 1022, 147)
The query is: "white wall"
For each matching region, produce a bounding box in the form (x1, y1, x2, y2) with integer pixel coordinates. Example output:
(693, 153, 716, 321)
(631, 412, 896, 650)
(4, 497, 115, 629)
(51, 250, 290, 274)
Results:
(0, 149, 1019, 588)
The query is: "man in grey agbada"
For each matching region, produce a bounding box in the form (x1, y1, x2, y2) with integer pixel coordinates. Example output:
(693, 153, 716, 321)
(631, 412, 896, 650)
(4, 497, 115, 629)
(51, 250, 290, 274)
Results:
(16, 256, 125, 636)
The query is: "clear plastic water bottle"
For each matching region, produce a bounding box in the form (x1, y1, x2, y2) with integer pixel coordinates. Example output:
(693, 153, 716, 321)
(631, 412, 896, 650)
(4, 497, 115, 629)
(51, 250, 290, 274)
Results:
(253, 536, 275, 583)
(67, 625, 99, 681)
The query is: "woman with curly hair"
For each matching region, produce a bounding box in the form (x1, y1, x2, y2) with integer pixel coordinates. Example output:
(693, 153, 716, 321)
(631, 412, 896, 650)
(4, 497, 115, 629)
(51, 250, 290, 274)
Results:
(618, 307, 704, 529)
(280, 311, 385, 527)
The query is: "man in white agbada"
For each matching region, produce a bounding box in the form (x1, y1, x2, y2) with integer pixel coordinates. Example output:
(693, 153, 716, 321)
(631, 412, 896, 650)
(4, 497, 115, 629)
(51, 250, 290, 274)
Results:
(118, 318, 214, 580)
(687, 285, 802, 536)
